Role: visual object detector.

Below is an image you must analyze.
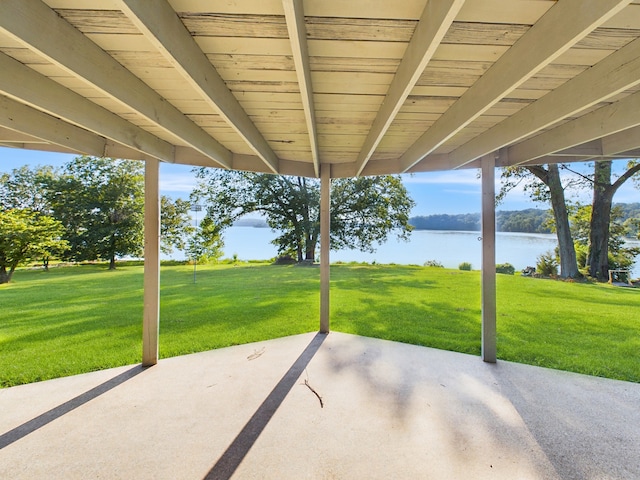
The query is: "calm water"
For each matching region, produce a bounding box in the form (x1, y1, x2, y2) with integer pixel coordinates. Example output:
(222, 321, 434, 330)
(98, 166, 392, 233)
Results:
(200, 226, 639, 277)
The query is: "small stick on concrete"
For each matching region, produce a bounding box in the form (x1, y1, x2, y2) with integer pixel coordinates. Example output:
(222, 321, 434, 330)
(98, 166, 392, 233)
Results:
(303, 379, 324, 408)
(247, 347, 265, 361)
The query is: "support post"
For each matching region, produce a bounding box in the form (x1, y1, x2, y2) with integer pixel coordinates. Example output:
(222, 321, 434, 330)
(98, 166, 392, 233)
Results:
(142, 159, 160, 366)
(481, 154, 497, 363)
(320, 164, 331, 333)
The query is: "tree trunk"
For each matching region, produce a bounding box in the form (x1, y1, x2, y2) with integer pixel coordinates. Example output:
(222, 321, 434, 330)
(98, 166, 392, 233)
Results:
(526, 164, 579, 278)
(109, 255, 116, 270)
(547, 165, 579, 278)
(0, 265, 10, 284)
(305, 235, 315, 261)
(0, 265, 15, 284)
(587, 161, 614, 280)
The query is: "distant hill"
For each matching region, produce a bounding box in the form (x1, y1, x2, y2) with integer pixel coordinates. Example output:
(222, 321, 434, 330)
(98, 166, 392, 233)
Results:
(410, 203, 639, 234)
(409, 209, 552, 233)
(233, 217, 269, 228)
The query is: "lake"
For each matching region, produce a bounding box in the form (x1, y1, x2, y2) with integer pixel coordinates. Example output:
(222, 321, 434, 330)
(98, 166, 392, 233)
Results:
(184, 226, 639, 278)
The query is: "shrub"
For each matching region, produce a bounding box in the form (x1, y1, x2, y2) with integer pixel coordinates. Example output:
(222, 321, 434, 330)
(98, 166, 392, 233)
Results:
(424, 260, 444, 268)
(496, 263, 515, 275)
(537, 251, 558, 276)
(458, 262, 472, 271)
(274, 255, 296, 265)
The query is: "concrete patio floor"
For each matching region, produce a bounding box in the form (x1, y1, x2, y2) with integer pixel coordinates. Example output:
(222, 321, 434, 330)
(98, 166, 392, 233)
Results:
(1, 332, 639, 479)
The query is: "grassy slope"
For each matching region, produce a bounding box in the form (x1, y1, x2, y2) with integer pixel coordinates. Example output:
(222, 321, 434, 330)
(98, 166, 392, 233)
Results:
(0, 263, 638, 387)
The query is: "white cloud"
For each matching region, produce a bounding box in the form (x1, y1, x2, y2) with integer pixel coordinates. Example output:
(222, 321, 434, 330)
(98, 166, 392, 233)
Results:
(159, 169, 198, 194)
(401, 170, 481, 186)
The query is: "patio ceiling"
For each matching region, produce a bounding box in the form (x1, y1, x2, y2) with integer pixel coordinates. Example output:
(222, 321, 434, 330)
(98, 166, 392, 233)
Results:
(1, 0, 639, 178)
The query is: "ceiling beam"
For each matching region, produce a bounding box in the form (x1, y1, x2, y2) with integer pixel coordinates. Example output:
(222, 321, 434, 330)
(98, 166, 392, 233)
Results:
(0, 51, 176, 164)
(399, 0, 632, 172)
(552, 140, 604, 157)
(506, 90, 640, 165)
(120, 0, 279, 174)
(282, 0, 320, 177)
(446, 35, 640, 169)
(0, 95, 105, 156)
(0, 0, 231, 169)
(601, 124, 640, 156)
(0, 126, 37, 143)
(354, 0, 465, 176)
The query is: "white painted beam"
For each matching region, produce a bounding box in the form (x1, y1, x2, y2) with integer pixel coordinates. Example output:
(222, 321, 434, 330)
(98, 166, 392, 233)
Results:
(120, 0, 279, 174)
(0, 51, 176, 163)
(283, 0, 320, 177)
(320, 163, 331, 333)
(399, 0, 631, 172)
(354, 0, 465, 176)
(601, 125, 640, 156)
(507, 90, 640, 165)
(481, 154, 496, 363)
(553, 140, 604, 157)
(0, 126, 37, 143)
(142, 159, 160, 367)
(448, 35, 640, 168)
(0, 0, 231, 169)
(0, 95, 104, 156)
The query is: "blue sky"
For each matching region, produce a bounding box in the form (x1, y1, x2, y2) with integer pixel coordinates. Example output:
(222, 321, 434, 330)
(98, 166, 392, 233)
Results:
(1, 146, 637, 216)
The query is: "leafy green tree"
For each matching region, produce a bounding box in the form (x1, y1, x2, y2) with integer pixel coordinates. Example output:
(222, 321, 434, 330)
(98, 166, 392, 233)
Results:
(2, 165, 62, 269)
(160, 196, 194, 255)
(1, 165, 56, 213)
(570, 203, 639, 273)
(185, 216, 224, 264)
(48, 157, 144, 269)
(191, 170, 415, 262)
(0, 209, 68, 283)
(584, 160, 640, 279)
(499, 164, 580, 278)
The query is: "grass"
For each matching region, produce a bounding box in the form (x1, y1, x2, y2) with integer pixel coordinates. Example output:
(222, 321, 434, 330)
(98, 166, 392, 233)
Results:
(0, 262, 638, 387)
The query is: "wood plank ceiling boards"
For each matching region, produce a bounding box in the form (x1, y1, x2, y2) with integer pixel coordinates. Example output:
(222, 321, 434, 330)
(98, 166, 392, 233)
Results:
(0, 0, 637, 177)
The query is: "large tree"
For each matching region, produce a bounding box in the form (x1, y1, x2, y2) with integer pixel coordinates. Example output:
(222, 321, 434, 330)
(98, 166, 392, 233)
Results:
(584, 160, 640, 279)
(570, 203, 638, 274)
(48, 156, 144, 269)
(499, 164, 580, 278)
(1, 165, 63, 271)
(0, 209, 68, 283)
(191, 170, 415, 262)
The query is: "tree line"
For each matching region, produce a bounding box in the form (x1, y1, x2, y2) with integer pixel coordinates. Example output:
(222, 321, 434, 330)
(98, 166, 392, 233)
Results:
(409, 209, 554, 233)
(409, 206, 639, 236)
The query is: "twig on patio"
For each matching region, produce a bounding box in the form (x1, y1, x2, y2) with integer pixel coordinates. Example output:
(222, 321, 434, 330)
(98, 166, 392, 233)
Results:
(247, 347, 265, 361)
(303, 379, 324, 408)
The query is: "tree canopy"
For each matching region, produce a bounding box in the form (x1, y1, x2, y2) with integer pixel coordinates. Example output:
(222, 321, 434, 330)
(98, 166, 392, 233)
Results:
(0, 209, 67, 283)
(47, 157, 145, 269)
(191, 170, 415, 262)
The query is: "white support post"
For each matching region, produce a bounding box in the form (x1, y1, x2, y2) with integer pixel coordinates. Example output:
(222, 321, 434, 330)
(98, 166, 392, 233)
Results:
(481, 154, 497, 363)
(320, 164, 331, 333)
(142, 159, 160, 366)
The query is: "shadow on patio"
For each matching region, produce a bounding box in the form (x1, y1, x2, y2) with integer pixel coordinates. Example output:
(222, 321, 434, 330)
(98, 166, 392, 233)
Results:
(1, 332, 638, 479)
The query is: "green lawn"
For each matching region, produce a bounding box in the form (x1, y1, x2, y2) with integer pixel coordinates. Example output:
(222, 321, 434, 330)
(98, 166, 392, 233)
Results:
(1, 262, 638, 387)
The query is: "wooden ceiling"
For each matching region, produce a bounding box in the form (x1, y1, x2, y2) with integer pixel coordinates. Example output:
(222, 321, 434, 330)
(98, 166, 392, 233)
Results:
(1, 0, 640, 178)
